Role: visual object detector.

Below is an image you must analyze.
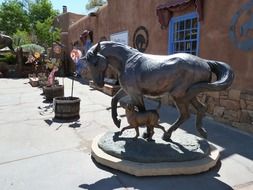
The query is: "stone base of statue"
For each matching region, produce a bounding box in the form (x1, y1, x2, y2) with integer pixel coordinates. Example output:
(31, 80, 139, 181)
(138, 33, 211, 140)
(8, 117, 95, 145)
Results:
(91, 129, 220, 176)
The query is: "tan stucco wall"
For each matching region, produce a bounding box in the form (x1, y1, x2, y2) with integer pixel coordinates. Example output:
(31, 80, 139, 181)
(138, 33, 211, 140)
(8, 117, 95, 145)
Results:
(199, 0, 253, 91)
(59, 0, 253, 92)
(58, 0, 253, 132)
(66, 0, 253, 91)
(55, 12, 84, 32)
(53, 12, 84, 61)
(68, 0, 169, 55)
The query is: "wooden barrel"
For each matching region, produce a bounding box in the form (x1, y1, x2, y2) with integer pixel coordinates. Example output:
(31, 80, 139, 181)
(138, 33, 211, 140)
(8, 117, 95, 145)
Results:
(43, 85, 64, 101)
(53, 96, 81, 120)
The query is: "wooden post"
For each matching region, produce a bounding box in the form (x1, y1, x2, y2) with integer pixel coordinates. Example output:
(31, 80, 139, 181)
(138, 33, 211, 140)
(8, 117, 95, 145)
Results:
(16, 47, 23, 77)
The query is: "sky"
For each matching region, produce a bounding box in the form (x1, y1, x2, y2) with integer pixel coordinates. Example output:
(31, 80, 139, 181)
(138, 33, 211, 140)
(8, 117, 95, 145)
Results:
(51, 0, 89, 15)
(0, 0, 89, 15)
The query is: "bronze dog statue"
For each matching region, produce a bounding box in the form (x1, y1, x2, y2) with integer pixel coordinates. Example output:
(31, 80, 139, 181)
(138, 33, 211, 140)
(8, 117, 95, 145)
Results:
(120, 103, 165, 141)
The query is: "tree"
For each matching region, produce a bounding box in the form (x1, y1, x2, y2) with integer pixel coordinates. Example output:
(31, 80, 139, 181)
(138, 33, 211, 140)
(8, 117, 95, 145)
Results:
(35, 16, 60, 48)
(13, 29, 31, 46)
(0, 0, 60, 48)
(86, 0, 106, 10)
(29, 0, 59, 47)
(28, 0, 58, 25)
(0, 0, 30, 35)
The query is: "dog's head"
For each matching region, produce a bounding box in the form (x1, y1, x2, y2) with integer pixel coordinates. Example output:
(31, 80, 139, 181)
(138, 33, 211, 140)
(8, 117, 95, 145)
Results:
(126, 103, 135, 112)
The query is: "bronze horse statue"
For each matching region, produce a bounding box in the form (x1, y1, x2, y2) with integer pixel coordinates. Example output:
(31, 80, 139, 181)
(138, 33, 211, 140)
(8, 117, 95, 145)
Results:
(0, 34, 14, 51)
(84, 41, 234, 141)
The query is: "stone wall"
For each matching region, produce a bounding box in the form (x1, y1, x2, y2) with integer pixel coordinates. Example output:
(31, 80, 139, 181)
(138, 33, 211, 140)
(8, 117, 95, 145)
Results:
(202, 90, 253, 133)
(162, 89, 253, 134)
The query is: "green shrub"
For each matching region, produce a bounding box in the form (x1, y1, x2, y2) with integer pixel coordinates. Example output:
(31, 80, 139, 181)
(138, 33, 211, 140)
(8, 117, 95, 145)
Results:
(0, 62, 8, 75)
(0, 53, 16, 64)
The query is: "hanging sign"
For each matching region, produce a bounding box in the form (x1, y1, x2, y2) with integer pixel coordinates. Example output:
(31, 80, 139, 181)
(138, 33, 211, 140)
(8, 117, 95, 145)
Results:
(110, 31, 128, 45)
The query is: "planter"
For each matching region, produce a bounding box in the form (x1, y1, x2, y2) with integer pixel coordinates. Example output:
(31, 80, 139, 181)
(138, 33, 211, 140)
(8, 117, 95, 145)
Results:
(29, 74, 39, 87)
(43, 85, 64, 101)
(53, 96, 81, 120)
(38, 73, 47, 87)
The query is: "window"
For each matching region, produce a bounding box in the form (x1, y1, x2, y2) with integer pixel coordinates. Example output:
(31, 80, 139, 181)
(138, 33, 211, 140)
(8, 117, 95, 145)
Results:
(168, 12, 200, 55)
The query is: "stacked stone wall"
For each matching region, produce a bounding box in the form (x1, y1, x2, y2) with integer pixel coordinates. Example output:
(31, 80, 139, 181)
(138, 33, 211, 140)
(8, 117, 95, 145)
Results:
(162, 88, 253, 134)
(198, 89, 253, 133)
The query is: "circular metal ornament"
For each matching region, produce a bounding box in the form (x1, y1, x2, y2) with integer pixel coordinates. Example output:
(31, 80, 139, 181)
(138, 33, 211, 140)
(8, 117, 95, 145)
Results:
(133, 26, 149, 52)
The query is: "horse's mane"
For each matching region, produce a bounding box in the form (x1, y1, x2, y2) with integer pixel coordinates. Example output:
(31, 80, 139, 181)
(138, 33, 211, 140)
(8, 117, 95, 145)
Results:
(88, 41, 139, 56)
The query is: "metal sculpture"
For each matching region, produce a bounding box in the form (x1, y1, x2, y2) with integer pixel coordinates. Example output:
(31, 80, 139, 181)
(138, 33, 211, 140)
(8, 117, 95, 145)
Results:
(133, 26, 149, 52)
(0, 34, 14, 51)
(84, 41, 234, 141)
(120, 102, 165, 141)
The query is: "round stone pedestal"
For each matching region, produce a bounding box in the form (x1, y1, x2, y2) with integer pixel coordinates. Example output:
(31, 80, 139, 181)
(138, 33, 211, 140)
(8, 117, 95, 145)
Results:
(91, 130, 220, 176)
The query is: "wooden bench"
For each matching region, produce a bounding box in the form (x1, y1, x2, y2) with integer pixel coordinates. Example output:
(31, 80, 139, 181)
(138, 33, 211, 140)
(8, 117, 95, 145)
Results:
(89, 80, 120, 96)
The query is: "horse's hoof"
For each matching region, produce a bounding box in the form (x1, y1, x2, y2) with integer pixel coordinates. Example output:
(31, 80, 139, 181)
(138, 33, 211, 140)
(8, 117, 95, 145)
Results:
(162, 132, 171, 142)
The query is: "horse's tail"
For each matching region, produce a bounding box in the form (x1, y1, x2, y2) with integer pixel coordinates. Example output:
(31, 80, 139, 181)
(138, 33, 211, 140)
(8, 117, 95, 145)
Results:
(206, 60, 234, 91)
(187, 61, 234, 98)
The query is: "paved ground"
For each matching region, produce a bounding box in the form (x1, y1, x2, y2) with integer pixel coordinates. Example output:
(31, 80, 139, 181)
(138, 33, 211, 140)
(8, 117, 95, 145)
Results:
(0, 78, 253, 190)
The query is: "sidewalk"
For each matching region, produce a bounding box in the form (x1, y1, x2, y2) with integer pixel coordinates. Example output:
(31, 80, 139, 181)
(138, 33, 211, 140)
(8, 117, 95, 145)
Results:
(0, 78, 252, 190)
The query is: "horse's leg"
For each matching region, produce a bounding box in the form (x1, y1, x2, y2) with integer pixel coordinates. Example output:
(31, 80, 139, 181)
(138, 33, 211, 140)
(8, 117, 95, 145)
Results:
(111, 88, 127, 128)
(163, 99, 190, 141)
(190, 97, 207, 138)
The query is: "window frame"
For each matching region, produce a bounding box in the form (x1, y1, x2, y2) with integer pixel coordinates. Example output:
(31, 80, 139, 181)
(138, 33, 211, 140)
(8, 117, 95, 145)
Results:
(168, 12, 200, 55)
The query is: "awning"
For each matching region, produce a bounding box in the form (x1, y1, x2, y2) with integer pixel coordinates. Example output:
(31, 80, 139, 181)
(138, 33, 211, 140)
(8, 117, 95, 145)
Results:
(156, 0, 203, 29)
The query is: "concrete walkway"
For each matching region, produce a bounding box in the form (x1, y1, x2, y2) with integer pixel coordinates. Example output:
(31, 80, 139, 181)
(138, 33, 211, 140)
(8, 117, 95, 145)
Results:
(0, 78, 252, 190)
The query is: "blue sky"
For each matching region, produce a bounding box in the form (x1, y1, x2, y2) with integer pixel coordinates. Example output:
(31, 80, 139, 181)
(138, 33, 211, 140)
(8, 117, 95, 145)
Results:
(0, 0, 89, 15)
(51, 0, 89, 15)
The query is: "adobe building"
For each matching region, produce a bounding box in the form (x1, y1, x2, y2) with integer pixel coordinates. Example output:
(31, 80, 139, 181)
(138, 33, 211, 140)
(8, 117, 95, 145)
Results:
(56, 0, 253, 134)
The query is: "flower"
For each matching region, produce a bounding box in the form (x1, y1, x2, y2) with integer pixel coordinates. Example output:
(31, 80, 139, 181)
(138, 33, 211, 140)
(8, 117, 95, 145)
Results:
(34, 52, 40, 59)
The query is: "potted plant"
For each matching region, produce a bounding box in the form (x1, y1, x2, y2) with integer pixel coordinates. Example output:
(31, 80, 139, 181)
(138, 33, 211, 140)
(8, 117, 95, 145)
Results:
(53, 73, 80, 121)
(52, 49, 82, 121)
(27, 52, 40, 87)
(43, 58, 64, 101)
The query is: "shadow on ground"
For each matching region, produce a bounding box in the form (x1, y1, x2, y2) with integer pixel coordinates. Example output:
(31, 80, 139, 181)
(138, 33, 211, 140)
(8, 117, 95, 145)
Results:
(79, 99, 253, 190)
(157, 103, 253, 162)
(79, 157, 233, 190)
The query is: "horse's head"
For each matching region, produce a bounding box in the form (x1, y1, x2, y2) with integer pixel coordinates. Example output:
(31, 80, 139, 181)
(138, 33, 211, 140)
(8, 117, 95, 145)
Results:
(85, 42, 107, 87)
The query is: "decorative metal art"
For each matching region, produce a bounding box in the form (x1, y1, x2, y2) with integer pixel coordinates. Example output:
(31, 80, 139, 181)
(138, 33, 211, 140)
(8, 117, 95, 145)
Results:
(133, 26, 149, 52)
